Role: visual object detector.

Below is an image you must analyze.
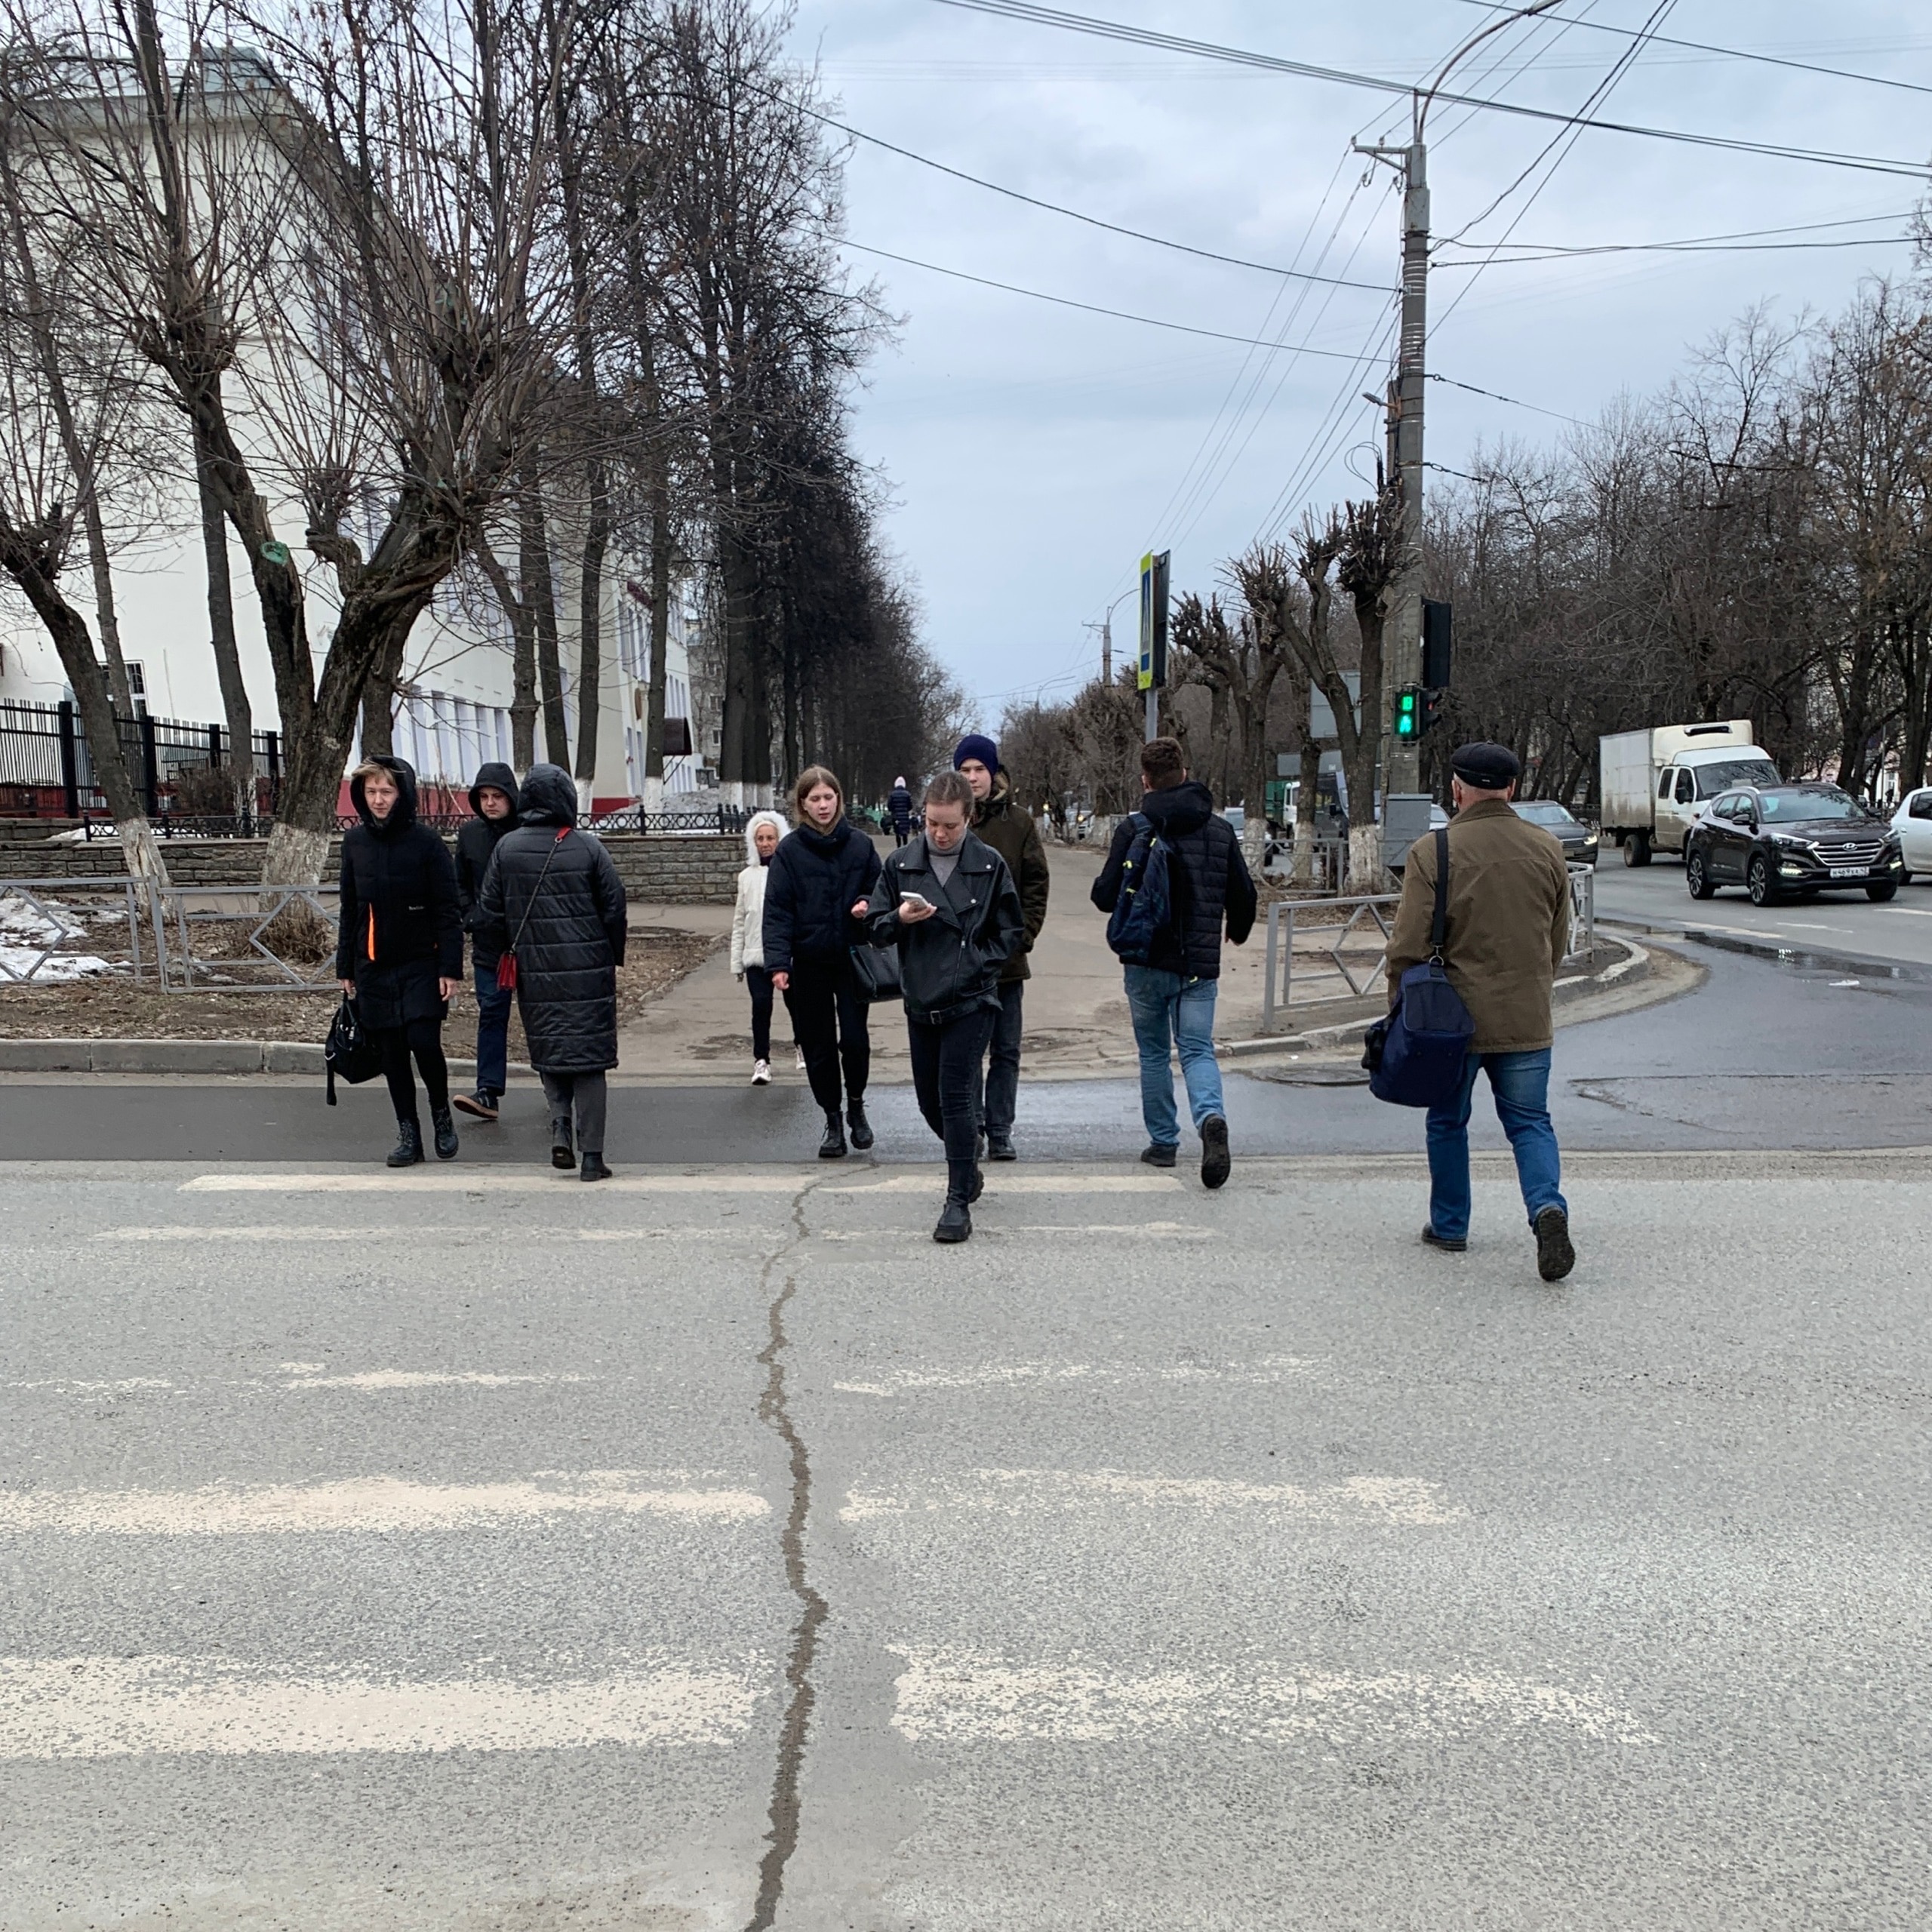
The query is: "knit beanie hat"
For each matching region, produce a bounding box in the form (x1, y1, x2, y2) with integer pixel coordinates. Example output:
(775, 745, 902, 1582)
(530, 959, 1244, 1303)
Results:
(953, 733, 1001, 774)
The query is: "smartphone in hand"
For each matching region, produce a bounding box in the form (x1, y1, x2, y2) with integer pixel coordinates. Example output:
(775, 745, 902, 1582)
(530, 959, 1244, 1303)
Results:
(900, 891, 934, 912)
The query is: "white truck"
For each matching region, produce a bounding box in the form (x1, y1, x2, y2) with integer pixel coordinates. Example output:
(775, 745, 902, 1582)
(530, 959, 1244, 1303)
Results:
(1599, 721, 1780, 866)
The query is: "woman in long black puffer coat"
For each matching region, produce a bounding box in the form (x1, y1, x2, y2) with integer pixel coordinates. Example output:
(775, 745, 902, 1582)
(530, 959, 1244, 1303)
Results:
(335, 755, 465, 1167)
(476, 762, 628, 1181)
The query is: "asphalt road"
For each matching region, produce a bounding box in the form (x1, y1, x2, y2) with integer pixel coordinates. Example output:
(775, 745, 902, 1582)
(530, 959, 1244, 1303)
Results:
(1594, 848, 1932, 971)
(3, 1149, 1927, 1929)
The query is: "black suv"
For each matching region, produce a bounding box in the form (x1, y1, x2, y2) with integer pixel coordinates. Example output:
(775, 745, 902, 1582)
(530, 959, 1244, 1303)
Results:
(1686, 783, 1903, 906)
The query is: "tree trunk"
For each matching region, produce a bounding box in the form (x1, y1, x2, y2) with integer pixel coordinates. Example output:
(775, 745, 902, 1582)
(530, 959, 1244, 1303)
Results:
(522, 484, 568, 768)
(644, 485, 672, 819)
(1346, 595, 1387, 894)
(358, 623, 408, 761)
(191, 442, 254, 806)
(573, 466, 611, 813)
(716, 521, 761, 805)
(80, 496, 134, 721)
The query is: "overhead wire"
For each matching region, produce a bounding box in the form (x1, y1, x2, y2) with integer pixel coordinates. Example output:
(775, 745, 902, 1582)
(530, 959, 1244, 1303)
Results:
(926, 0, 1932, 178)
(1444, 0, 1932, 100)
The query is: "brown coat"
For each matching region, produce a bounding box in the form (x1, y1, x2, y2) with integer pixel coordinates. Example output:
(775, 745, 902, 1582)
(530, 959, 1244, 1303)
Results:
(971, 774, 1050, 983)
(1386, 797, 1572, 1054)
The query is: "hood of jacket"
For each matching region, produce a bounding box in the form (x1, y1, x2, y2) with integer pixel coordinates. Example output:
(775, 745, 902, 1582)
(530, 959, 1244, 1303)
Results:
(972, 771, 1014, 824)
(468, 761, 521, 825)
(792, 816, 858, 860)
(743, 809, 788, 866)
(518, 762, 577, 828)
(1140, 777, 1215, 839)
(350, 755, 420, 837)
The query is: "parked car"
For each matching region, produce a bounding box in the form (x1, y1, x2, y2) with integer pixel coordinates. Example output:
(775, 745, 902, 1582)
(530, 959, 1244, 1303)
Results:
(1686, 783, 1903, 905)
(1888, 787, 1932, 881)
(1511, 799, 1599, 866)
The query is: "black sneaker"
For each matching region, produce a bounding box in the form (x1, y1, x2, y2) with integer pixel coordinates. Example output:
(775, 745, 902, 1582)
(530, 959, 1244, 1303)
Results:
(1199, 1115, 1230, 1189)
(453, 1090, 498, 1121)
(1140, 1143, 1178, 1168)
(1535, 1206, 1575, 1282)
(1421, 1225, 1468, 1254)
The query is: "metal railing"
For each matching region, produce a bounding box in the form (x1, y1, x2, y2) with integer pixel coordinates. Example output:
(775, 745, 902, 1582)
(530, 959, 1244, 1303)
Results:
(1258, 862, 1599, 1034)
(0, 876, 149, 983)
(149, 884, 342, 991)
(584, 804, 752, 835)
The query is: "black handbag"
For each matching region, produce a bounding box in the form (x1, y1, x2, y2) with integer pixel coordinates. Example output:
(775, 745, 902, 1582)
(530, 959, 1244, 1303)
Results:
(848, 939, 904, 1004)
(324, 995, 384, 1104)
(1365, 826, 1476, 1108)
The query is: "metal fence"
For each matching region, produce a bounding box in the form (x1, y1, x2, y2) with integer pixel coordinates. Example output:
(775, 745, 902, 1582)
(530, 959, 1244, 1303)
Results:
(0, 876, 150, 983)
(0, 699, 281, 820)
(584, 804, 752, 835)
(1257, 863, 1600, 1034)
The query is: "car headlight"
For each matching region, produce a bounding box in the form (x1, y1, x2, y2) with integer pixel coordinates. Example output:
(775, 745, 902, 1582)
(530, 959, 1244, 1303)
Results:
(1768, 832, 1814, 848)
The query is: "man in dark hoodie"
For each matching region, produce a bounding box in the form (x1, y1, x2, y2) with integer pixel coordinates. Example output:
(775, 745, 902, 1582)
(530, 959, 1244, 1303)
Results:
(1091, 736, 1257, 1188)
(454, 761, 521, 1120)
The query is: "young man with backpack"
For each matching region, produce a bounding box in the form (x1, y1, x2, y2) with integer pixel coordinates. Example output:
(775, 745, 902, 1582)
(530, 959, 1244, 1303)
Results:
(1091, 737, 1257, 1187)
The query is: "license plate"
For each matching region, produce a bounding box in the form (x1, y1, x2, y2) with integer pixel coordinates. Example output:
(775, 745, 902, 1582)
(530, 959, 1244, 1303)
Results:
(1829, 865, 1868, 878)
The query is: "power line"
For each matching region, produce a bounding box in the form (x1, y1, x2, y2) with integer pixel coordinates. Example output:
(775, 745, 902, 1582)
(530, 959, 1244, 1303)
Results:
(1432, 208, 1918, 260)
(1427, 372, 1587, 424)
(1447, 0, 1932, 100)
(798, 100, 1387, 291)
(841, 240, 1397, 362)
(928, 0, 1932, 178)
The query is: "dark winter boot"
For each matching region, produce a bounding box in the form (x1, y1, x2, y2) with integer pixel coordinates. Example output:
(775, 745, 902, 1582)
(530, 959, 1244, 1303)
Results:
(431, 1106, 460, 1161)
(967, 1161, 985, 1204)
(934, 1160, 975, 1243)
(846, 1097, 875, 1150)
(386, 1118, 424, 1168)
(818, 1108, 848, 1159)
(551, 1119, 575, 1171)
(580, 1152, 612, 1183)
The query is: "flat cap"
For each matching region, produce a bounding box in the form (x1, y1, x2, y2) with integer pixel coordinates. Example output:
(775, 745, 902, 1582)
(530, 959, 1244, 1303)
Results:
(1450, 741, 1521, 789)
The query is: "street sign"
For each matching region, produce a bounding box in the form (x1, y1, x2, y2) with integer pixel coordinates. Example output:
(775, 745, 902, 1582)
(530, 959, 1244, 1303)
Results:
(1137, 550, 1170, 691)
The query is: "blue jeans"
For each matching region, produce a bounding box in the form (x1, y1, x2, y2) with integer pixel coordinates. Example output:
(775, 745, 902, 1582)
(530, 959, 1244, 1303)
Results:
(1124, 967, 1223, 1147)
(1426, 1048, 1565, 1241)
(472, 961, 513, 1097)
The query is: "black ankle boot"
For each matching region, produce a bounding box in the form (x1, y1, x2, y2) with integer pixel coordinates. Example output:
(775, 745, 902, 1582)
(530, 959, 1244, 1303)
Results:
(966, 1161, 984, 1204)
(846, 1097, 874, 1150)
(580, 1152, 611, 1183)
(818, 1108, 848, 1159)
(431, 1106, 459, 1161)
(386, 1119, 423, 1168)
(551, 1120, 574, 1171)
(934, 1159, 975, 1242)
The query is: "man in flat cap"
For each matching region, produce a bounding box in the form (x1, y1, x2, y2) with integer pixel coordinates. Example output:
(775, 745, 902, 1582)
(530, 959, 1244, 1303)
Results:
(1386, 741, 1577, 1281)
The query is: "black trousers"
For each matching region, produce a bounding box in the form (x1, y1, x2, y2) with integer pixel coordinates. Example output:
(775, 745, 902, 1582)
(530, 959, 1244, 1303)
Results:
(377, 1018, 449, 1126)
(908, 1007, 996, 1164)
(745, 965, 775, 1061)
(783, 958, 870, 1113)
(540, 1069, 608, 1155)
(977, 980, 1025, 1139)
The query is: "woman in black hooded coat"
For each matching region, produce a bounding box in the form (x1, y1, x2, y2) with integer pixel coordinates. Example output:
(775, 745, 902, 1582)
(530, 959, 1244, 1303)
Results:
(476, 762, 628, 1180)
(334, 755, 464, 1166)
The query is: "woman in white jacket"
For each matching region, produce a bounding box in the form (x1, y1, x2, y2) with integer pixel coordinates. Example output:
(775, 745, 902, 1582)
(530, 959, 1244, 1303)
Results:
(731, 811, 790, 1084)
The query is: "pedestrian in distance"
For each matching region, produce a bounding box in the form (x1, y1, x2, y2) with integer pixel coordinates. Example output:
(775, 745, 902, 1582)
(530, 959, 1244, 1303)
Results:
(888, 774, 913, 847)
(952, 732, 1049, 1161)
(475, 762, 628, 1183)
(763, 764, 883, 1158)
(335, 755, 464, 1168)
(865, 769, 1025, 1242)
(452, 761, 521, 1122)
(1389, 740, 1576, 1281)
(731, 809, 790, 1085)
(1091, 736, 1256, 1188)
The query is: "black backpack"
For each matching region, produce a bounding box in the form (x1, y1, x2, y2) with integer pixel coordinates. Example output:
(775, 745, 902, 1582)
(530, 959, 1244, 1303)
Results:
(325, 995, 384, 1104)
(1105, 814, 1178, 966)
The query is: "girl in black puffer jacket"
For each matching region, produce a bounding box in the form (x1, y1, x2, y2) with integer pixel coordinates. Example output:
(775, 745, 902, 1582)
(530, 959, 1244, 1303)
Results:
(476, 763, 628, 1181)
(335, 756, 464, 1167)
(761, 764, 882, 1158)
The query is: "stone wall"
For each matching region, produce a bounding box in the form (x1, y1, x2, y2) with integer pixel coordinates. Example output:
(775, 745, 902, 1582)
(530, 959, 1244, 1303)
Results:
(0, 829, 742, 903)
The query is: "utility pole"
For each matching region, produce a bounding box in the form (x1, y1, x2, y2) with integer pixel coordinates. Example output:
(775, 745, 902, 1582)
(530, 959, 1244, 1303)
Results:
(1352, 3, 1564, 798)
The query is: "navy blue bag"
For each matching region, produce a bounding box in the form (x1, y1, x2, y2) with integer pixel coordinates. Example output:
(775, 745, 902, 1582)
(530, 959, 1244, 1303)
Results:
(1365, 827, 1475, 1108)
(1105, 813, 1177, 966)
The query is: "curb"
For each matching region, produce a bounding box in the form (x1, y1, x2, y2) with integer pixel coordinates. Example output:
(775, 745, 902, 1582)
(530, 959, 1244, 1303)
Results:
(0, 1038, 531, 1077)
(1215, 935, 1651, 1058)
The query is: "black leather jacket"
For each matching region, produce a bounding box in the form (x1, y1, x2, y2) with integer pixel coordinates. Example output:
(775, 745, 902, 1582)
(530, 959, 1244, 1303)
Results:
(863, 830, 1024, 1024)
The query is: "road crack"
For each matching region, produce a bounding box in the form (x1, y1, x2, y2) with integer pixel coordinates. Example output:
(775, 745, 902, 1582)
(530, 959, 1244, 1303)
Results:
(746, 1179, 830, 1932)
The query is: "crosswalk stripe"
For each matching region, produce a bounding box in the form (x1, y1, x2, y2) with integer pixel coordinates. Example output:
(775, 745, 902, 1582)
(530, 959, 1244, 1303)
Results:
(889, 1648, 1654, 1746)
(817, 1223, 1211, 1241)
(0, 1655, 758, 1756)
(180, 1172, 809, 1194)
(841, 1471, 1460, 1524)
(832, 1357, 1319, 1396)
(91, 1225, 769, 1242)
(0, 1473, 768, 1534)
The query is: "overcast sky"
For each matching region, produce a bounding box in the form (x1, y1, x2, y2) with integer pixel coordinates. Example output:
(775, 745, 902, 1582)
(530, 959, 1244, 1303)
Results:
(780, 0, 1930, 731)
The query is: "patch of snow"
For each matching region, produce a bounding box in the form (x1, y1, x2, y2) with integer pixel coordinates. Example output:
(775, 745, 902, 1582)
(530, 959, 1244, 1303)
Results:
(0, 944, 115, 981)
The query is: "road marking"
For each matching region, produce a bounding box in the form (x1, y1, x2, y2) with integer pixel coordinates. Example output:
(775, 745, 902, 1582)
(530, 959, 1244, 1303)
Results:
(9, 1377, 174, 1393)
(95, 1224, 756, 1242)
(833, 1357, 1319, 1397)
(890, 1649, 1654, 1746)
(180, 1172, 810, 1194)
(841, 1471, 1460, 1525)
(0, 1654, 757, 1757)
(0, 1472, 768, 1534)
(279, 1371, 591, 1390)
(817, 1223, 1210, 1242)
(820, 1174, 1178, 1194)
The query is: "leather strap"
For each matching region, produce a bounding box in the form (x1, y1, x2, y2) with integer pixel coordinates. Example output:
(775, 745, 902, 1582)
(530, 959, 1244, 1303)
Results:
(1429, 825, 1449, 962)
